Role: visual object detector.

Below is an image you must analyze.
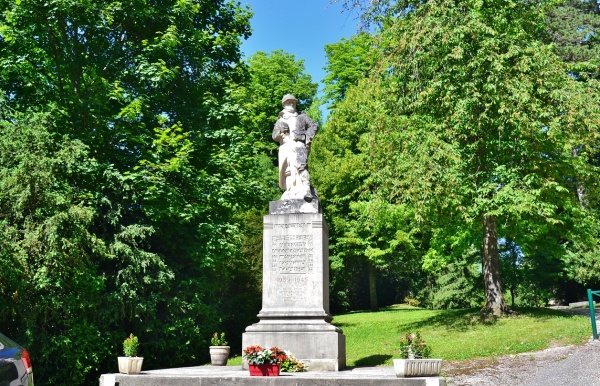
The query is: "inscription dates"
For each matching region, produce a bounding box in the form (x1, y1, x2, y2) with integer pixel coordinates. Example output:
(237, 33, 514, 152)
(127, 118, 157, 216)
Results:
(276, 276, 309, 301)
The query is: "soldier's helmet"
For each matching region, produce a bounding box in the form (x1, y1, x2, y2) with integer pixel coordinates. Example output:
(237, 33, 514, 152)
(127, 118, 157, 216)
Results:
(281, 94, 298, 106)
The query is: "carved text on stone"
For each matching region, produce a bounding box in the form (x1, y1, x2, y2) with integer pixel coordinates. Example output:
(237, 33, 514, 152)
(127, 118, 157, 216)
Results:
(271, 234, 314, 274)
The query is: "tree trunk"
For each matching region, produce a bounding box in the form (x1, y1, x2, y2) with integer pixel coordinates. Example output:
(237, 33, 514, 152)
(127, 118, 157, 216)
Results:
(510, 284, 516, 308)
(368, 262, 379, 312)
(481, 215, 511, 316)
(572, 148, 588, 210)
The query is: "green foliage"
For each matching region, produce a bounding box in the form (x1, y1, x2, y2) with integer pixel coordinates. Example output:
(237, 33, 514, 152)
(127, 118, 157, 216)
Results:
(429, 252, 484, 309)
(545, 0, 600, 79)
(0, 106, 112, 385)
(0, 0, 265, 384)
(328, 0, 600, 314)
(313, 79, 423, 311)
(280, 352, 307, 372)
(339, 199, 417, 270)
(323, 32, 379, 109)
(123, 334, 139, 357)
(211, 332, 228, 346)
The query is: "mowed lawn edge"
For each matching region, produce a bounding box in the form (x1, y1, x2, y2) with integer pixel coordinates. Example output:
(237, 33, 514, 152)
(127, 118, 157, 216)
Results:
(225, 305, 590, 367)
(333, 304, 591, 367)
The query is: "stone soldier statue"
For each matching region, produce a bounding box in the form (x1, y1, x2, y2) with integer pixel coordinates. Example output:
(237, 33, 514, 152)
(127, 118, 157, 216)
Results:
(272, 94, 318, 201)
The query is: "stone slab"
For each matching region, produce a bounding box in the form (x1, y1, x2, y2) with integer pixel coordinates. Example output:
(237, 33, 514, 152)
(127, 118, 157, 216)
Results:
(269, 199, 321, 214)
(99, 366, 446, 386)
(569, 301, 594, 308)
(242, 330, 346, 371)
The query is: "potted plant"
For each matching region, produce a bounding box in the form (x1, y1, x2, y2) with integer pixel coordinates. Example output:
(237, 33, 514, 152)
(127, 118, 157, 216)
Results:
(242, 345, 288, 376)
(393, 331, 442, 377)
(118, 333, 143, 375)
(209, 332, 230, 366)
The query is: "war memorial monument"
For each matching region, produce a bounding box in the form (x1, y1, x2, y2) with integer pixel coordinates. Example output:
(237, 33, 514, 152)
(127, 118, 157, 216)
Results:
(241, 94, 346, 371)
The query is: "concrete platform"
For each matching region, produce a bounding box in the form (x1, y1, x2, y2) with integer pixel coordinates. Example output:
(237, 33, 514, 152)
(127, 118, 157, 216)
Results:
(99, 365, 446, 386)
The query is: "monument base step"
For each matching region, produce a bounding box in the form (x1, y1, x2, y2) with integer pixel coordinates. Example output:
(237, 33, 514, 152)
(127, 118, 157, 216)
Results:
(99, 365, 446, 386)
(242, 330, 346, 371)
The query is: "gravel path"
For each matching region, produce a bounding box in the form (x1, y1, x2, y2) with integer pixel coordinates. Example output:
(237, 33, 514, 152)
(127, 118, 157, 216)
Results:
(444, 339, 600, 385)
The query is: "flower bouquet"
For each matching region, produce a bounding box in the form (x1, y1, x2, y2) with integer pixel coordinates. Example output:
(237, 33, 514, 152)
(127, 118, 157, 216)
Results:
(399, 331, 431, 359)
(243, 345, 306, 375)
(280, 351, 307, 372)
(243, 345, 286, 376)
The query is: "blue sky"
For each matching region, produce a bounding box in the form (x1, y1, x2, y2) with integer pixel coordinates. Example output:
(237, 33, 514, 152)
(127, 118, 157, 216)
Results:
(240, 1, 359, 98)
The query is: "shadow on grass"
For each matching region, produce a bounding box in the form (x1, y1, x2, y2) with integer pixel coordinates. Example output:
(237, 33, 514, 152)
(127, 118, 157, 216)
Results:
(339, 306, 585, 334)
(514, 307, 589, 318)
(387, 308, 496, 333)
(333, 322, 360, 328)
(354, 354, 393, 367)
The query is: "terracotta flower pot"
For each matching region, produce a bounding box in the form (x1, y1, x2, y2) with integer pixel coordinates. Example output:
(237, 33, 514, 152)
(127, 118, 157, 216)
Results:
(248, 363, 280, 376)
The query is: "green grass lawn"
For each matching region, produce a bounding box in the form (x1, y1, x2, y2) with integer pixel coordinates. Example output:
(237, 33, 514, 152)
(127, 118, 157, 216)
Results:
(335, 305, 591, 366)
(227, 305, 591, 367)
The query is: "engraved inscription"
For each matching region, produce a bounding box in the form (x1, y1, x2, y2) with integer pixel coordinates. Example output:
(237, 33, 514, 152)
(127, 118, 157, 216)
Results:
(273, 222, 311, 229)
(276, 276, 308, 302)
(271, 234, 314, 274)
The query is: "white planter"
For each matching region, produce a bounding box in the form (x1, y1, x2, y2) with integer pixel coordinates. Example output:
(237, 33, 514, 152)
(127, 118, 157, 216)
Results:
(118, 356, 144, 374)
(393, 358, 442, 377)
(209, 346, 230, 366)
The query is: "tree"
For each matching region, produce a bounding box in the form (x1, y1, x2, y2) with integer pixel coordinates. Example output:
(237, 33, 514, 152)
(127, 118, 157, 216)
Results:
(338, 199, 418, 311)
(0, 0, 256, 256)
(430, 248, 484, 309)
(545, 0, 600, 79)
(323, 32, 378, 110)
(0, 106, 150, 385)
(312, 78, 425, 312)
(334, 0, 600, 315)
(0, 1, 262, 383)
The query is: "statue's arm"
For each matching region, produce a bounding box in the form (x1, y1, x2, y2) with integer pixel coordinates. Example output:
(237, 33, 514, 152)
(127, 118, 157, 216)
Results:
(302, 113, 318, 145)
(272, 119, 289, 143)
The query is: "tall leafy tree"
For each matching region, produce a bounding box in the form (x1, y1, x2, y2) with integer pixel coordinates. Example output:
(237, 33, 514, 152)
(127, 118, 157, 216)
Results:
(312, 79, 425, 312)
(545, 0, 600, 79)
(543, 0, 600, 290)
(333, 0, 600, 315)
(0, 0, 255, 255)
(323, 32, 378, 109)
(0, 1, 262, 384)
(0, 106, 157, 385)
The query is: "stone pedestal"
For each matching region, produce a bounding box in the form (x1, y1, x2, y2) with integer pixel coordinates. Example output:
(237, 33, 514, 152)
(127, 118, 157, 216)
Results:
(242, 199, 346, 371)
